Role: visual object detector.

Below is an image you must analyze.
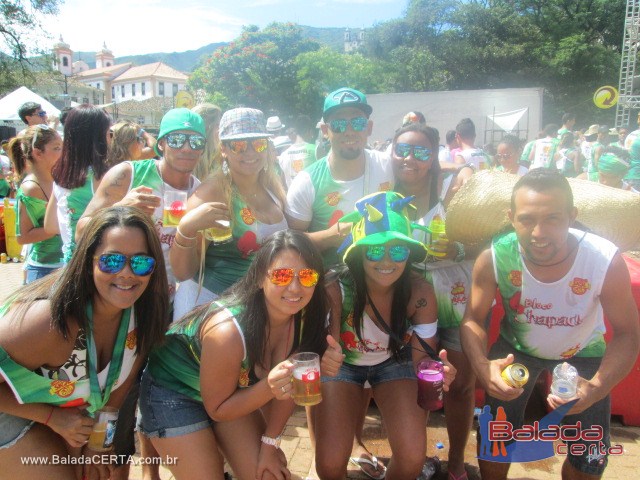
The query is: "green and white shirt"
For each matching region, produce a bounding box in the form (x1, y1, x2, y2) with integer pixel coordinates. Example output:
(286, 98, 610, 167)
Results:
(126, 159, 200, 300)
(492, 229, 616, 360)
(286, 149, 393, 267)
(54, 170, 95, 263)
(15, 186, 63, 268)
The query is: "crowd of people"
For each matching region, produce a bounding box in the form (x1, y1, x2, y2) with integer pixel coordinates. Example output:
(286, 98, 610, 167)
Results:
(0, 89, 638, 480)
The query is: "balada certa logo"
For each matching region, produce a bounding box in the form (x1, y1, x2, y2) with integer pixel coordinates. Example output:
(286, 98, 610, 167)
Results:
(477, 400, 623, 464)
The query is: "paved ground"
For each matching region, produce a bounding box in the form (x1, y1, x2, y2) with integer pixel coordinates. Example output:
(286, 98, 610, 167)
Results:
(1, 261, 638, 479)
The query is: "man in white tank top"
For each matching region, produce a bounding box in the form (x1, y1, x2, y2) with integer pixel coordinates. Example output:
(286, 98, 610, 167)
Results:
(461, 169, 639, 480)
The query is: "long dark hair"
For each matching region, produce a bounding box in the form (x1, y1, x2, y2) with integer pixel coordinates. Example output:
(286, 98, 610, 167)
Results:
(52, 104, 111, 188)
(392, 123, 441, 210)
(182, 230, 328, 370)
(6, 206, 168, 357)
(345, 246, 413, 358)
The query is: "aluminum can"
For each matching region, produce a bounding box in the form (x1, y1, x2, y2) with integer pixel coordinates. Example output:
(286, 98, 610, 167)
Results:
(501, 363, 529, 388)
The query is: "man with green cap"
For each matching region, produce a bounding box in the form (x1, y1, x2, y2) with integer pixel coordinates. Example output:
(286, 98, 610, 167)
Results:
(286, 87, 394, 268)
(78, 107, 205, 300)
(75, 107, 206, 479)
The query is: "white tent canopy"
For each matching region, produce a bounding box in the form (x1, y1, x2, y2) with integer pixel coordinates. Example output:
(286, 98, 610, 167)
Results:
(488, 107, 528, 133)
(0, 86, 61, 122)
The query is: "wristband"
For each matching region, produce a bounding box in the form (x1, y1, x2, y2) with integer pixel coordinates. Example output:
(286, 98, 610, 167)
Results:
(44, 406, 54, 425)
(260, 434, 282, 448)
(176, 227, 196, 241)
(173, 238, 195, 249)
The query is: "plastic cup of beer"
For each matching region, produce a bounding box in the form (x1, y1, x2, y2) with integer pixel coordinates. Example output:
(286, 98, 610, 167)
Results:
(88, 407, 118, 452)
(291, 352, 322, 406)
(203, 220, 233, 245)
(162, 190, 187, 227)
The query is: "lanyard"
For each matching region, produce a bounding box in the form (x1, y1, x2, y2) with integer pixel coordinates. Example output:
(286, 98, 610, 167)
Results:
(366, 292, 440, 361)
(85, 305, 131, 414)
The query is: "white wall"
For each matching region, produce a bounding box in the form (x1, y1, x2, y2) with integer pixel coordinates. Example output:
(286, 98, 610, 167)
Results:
(367, 87, 543, 145)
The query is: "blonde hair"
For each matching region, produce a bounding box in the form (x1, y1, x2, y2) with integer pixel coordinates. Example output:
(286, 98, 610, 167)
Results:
(108, 120, 141, 165)
(7, 125, 60, 176)
(192, 103, 222, 180)
(214, 143, 286, 217)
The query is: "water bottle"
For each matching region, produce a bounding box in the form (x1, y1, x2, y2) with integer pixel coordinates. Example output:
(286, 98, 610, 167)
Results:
(551, 362, 578, 399)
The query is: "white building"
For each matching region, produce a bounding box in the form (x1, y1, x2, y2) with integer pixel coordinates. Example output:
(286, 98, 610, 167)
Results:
(53, 40, 189, 104)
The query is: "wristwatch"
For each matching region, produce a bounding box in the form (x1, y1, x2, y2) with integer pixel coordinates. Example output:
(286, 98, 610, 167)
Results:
(260, 434, 282, 448)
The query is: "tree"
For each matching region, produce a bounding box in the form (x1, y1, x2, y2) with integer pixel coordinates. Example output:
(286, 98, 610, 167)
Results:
(189, 23, 320, 118)
(294, 47, 389, 119)
(1, 0, 61, 94)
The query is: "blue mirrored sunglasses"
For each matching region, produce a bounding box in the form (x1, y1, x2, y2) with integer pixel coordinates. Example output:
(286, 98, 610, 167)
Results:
(365, 244, 411, 262)
(328, 117, 368, 134)
(94, 253, 156, 276)
(394, 143, 432, 162)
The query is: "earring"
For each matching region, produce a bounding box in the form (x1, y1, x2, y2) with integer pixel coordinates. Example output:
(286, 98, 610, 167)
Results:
(263, 163, 269, 173)
(222, 159, 230, 176)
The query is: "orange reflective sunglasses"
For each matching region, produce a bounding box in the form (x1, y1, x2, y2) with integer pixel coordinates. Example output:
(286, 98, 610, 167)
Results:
(267, 268, 319, 287)
(226, 138, 269, 154)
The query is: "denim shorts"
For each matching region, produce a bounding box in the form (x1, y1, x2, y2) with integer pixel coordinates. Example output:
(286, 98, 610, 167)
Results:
(484, 336, 610, 476)
(322, 352, 416, 387)
(139, 370, 213, 438)
(25, 264, 58, 284)
(0, 413, 34, 449)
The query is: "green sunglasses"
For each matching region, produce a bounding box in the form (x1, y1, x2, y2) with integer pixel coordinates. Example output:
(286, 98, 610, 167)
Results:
(365, 244, 411, 262)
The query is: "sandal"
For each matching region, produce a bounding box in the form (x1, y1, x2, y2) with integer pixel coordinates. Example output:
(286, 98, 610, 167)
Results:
(349, 454, 387, 480)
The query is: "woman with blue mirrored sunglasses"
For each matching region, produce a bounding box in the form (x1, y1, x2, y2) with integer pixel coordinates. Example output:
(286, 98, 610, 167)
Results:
(391, 122, 478, 480)
(0, 206, 167, 478)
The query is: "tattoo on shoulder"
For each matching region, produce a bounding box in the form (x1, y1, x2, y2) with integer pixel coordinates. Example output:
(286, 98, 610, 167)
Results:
(415, 298, 428, 309)
(109, 171, 127, 189)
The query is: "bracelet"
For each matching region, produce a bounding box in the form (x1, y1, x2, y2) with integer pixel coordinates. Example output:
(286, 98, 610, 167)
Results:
(176, 227, 196, 241)
(173, 237, 195, 249)
(260, 434, 282, 448)
(44, 406, 54, 425)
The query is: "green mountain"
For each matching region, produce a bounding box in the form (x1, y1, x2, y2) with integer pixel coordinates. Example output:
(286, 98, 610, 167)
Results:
(71, 26, 346, 73)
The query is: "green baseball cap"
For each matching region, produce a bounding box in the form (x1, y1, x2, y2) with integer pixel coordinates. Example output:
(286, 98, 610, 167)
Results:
(323, 87, 373, 120)
(337, 191, 427, 264)
(154, 108, 206, 156)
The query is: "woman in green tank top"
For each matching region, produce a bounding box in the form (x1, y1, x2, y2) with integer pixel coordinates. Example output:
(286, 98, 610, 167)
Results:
(140, 230, 342, 480)
(6, 125, 64, 282)
(0, 207, 168, 480)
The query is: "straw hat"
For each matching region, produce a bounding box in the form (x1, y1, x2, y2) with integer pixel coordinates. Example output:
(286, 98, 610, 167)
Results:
(446, 170, 640, 251)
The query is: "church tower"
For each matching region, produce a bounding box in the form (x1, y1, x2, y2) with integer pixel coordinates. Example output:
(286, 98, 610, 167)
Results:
(95, 42, 115, 69)
(52, 35, 73, 76)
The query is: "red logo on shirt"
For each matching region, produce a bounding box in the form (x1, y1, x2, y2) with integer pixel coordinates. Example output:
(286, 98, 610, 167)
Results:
(569, 278, 591, 295)
(49, 380, 76, 398)
(325, 191, 341, 207)
(509, 270, 522, 287)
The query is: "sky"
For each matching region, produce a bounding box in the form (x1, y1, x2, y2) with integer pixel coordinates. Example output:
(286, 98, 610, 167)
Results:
(37, 0, 408, 57)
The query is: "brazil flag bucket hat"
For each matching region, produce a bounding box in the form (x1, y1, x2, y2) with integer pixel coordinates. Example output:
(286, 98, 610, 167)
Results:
(337, 191, 427, 264)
